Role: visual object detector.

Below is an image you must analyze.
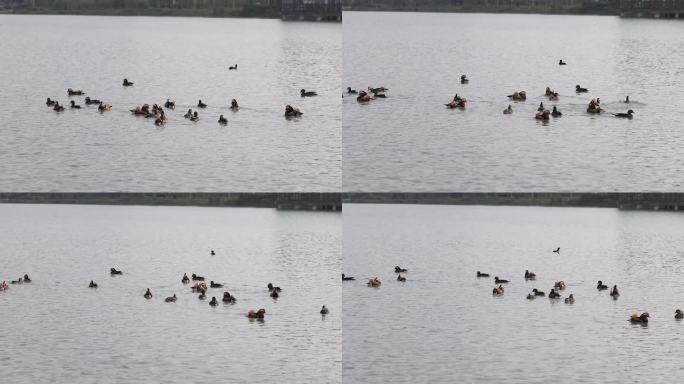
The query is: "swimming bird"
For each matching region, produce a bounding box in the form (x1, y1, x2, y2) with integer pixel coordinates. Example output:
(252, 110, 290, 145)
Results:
(218, 115, 228, 125)
(537, 102, 545, 112)
(368, 86, 388, 94)
(342, 273, 355, 281)
(551, 106, 562, 117)
(197, 100, 207, 108)
(597, 281, 608, 290)
(503, 105, 513, 114)
(122, 78, 134, 87)
(397, 274, 406, 282)
(300, 89, 317, 97)
(575, 85, 589, 93)
(525, 270, 536, 280)
(198, 292, 207, 300)
(493, 285, 504, 295)
(527, 293, 535, 300)
(270, 289, 279, 299)
(548, 289, 560, 299)
(184, 109, 193, 119)
(564, 294, 575, 304)
(347, 87, 358, 94)
(190, 111, 200, 122)
(230, 99, 239, 110)
(630, 312, 650, 323)
(144, 288, 152, 299)
(67, 88, 84, 96)
(89, 280, 98, 288)
(110, 268, 122, 275)
(211, 249, 216, 256)
(192, 274, 205, 281)
(624, 96, 630, 103)
(367, 277, 381, 287)
(69, 100, 81, 109)
(610, 285, 620, 297)
(46, 97, 57, 106)
(320, 305, 329, 315)
(84, 97, 101, 105)
(494, 276, 509, 284)
(209, 297, 218, 306)
(613, 110, 634, 119)
(23, 274, 31, 283)
(53, 102, 65, 112)
(553, 247, 560, 254)
(356, 91, 372, 102)
(554, 281, 566, 290)
(460, 74, 469, 83)
(11, 278, 23, 284)
(285, 105, 303, 117)
(676, 309, 683, 320)
(97, 102, 111, 112)
(164, 99, 175, 109)
(165, 294, 177, 303)
(395, 266, 408, 273)
(229, 64, 237, 70)
(508, 91, 526, 101)
(248, 309, 266, 319)
(477, 271, 490, 277)
(182, 273, 190, 284)
(559, 59, 567, 65)
(223, 292, 236, 303)
(532, 288, 545, 297)
(267, 283, 282, 292)
(210, 281, 223, 288)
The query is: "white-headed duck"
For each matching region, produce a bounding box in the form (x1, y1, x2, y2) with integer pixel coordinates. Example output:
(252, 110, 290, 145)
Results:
(46, 97, 57, 106)
(551, 106, 562, 117)
(630, 312, 650, 323)
(247, 308, 266, 319)
(184, 109, 193, 119)
(84, 97, 100, 105)
(300, 89, 317, 97)
(164, 99, 175, 109)
(554, 281, 566, 290)
(88, 280, 97, 288)
(144, 288, 152, 299)
(493, 285, 504, 295)
(98, 102, 111, 112)
(342, 273, 355, 281)
(122, 78, 133, 87)
(267, 283, 282, 292)
(165, 294, 177, 303)
(53, 102, 65, 112)
(597, 281, 608, 290)
(548, 289, 560, 299)
(613, 110, 634, 119)
(494, 276, 509, 284)
(67, 88, 84, 96)
(535, 110, 551, 121)
(320, 305, 329, 315)
(508, 91, 526, 101)
(190, 111, 200, 122)
(356, 91, 372, 102)
(368, 86, 388, 94)
(0, 281, 8, 291)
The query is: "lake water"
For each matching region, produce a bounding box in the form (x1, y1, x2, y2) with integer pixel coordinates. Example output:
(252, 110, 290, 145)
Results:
(0, 204, 341, 383)
(0, 15, 341, 191)
(343, 12, 684, 191)
(343, 203, 684, 383)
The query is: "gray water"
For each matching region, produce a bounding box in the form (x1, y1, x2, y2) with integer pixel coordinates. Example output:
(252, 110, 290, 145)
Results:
(343, 203, 684, 383)
(343, 12, 684, 192)
(0, 15, 341, 191)
(0, 204, 341, 383)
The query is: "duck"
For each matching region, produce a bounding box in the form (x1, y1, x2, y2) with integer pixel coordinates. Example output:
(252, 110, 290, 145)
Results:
(0, 281, 8, 291)
(84, 97, 101, 105)
(198, 292, 207, 300)
(524, 270, 536, 280)
(356, 91, 372, 102)
(494, 276, 509, 284)
(320, 305, 329, 315)
(342, 273, 355, 281)
(122, 78, 134, 87)
(559, 59, 567, 65)
(548, 289, 560, 299)
(300, 89, 317, 97)
(554, 281, 566, 290)
(367, 277, 381, 287)
(267, 283, 282, 292)
(165, 294, 177, 303)
(23, 274, 31, 283)
(445, 98, 466, 109)
(564, 294, 575, 304)
(229, 64, 237, 70)
(394, 266, 408, 273)
(508, 91, 526, 101)
(537, 102, 545, 112)
(368, 86, 388, 94)
(210, 281, 223, 288)
(347, 87, 357, 94)
(192, 274, 205, 281)
(551, 106, 562, 117)
(613, 110, 634, 119)
(193, 282, 208, 294)
(575, 85, 589, 93)
(460, 74, 469, 84)
(53, 102, 65, 112)
(110, 268, 123, 275)
(218, 115, 228, 125)
(532, 288, 545, 297)
(144, 288, 152, 299)
(270, 289, 279, 299)
(285, 105, 303, 117)
(197, 100, 207, 108)
(503, 105, 513, 114)
(163, 99, 175, 109)
(88, 280, 98, 288)
(67, 88, 84, 96)
(190, 111, 200, 122)
(597, 281, 608, 290)
(535, 110, 551, 121)
(527, 293, 535, 300)
(477, 271, 490, 277)
(69, 100, 81, 109)
(553, 247, 560, 254)
(154, 116, 166, 126)
(676, 309, 683, 320)
(397, 274, 406, 282)
(209, 296, 218, 306)
(181, 273, 190, 284)
(46, 97, 57, 106)
(247, 308, 266, 319)
(97, 102, 111, 112)
(184, 109, 193, 119)
(492, 285, 504, 295)
(210, 249, 215, 255)
(610, 285, 620, 297)
(630, 312, 650, 323)
(230, 99, 239, 110)
(222, 292, 236, 303)
(624, 96, 630, 103)
(10, 278, 22, 284)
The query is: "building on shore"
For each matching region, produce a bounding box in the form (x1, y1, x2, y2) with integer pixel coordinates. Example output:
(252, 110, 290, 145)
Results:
(619, 0, 683, 17)
(281, 0, 341, 21)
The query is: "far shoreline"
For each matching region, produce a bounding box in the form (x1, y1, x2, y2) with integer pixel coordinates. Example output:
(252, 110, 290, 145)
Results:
(343, 4, 617, 17)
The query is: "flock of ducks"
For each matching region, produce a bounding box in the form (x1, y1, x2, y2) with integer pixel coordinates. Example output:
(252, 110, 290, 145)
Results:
(5, 252, 330, 320)
(343, 247, 684, 324)
(46, 73, 317, 126)
(346, 60, 636, 121)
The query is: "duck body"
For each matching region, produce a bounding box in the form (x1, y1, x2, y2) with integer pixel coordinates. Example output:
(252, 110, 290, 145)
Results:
(613, 110, 634, 119)
(524, 270, 536, 280)
(197, 100, 207, 108)
(89, 280, 98, 288)
(554, 281, 566, 290)
(209, 297, 218, 306)
(230, 99, 239, 110)
(533, 289, 545, 297)
(367, 278, 381, 287)
(564, 294, 575, 304)
(347, 87, 357, 94)
(192, 274, 205, 281)
(165, 294, 177, 303)
(394, 266, 408, 273)
(477, 271, 490, 277)
(285, 105, 303, 117)
(320, 305, 329, 315)
(67, 88, 84, 96)
(676, 309, 683, 320)
(218, 115, 228, 125)
(576, 85, 589, 93)
(110, 268, 123, 275)
(23, 274, 31, 283)
(397, 274, 406, 282)
(300, 89, 317, 97)
(630, 312, 650, 323)
(46, 98, 56, 106)
(70, 100, 81, 109)
(144, 288, 152, 299)
(494, 277, 509, 284)
(342, 273, 355, 281)
(248, 308, 266, 319)
(85, 97, 101, 105)
(503, 105, 513, 114)
(210, 281, 224, 288)
(508, 91, 526, 101)
(597, 281, 608, 290)
(223, 292, 236, 303)
(182, 273, 190, 284)
(356, 91, 372, 102)
(229, 64, 237, 70)
(552, 107, 562, 117)
(122, 79, 133, 87)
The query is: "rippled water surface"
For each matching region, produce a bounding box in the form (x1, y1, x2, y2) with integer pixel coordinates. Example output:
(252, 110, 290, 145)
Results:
(0, 204, 341, 383)
(0, 15, 341, 191)
(343, 203, 684, 383)
(344, 12, 684, 191)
